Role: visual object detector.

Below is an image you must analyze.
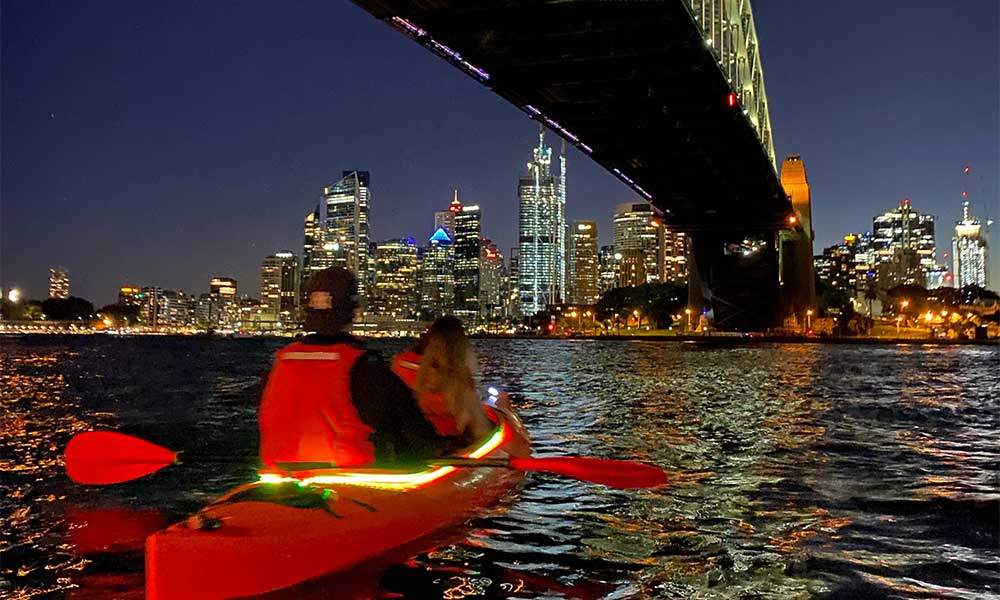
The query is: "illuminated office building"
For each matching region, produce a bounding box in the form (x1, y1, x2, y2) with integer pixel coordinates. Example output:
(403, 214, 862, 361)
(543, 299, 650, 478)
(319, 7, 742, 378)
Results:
(952, 198, 990, 289)
(613, 202, 662, 284)
(118, 286, 142, 307)
(480, 239, 505, 318)
(260, 252, 300, 328)
(301, 205, 327, 280)
(419, 227, 455, 319)
(814, 235, 860, 291)
(454, 198, 482, 322)
(598, 246, 619, 295)
(617, 249, 647, 288)
(323, 171, 371, 305)
(49, 267, 69, 299)
(571, 221, 599, 304)
(210, 277, 237, 299)
(871, 198, 936, 287)
(434, 191, 462, 237)
(373, 238, 418, 318)
(518, 129, 566, 315)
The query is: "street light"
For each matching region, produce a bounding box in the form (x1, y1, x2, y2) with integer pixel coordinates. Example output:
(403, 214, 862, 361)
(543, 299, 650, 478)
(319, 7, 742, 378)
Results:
(632, 309, 640, 330)
(896, 315, 903, 336)
(7, 288, 21, 303)
(806, 309, 813, 333)
(684, 308, 692, 332)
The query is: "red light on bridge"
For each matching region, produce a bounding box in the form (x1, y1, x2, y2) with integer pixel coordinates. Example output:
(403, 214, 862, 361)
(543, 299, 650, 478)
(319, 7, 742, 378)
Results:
(727, 92, 737, 107)
(963, 166, 971, 174)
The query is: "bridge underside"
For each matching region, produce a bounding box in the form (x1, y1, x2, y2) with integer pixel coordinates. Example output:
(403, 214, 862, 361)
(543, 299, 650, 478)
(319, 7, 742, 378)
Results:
(353, 0, 806, 329)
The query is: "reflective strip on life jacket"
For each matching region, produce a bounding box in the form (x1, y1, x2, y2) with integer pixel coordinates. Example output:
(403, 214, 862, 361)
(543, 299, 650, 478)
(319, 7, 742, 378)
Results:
(281, 352, 341, 361)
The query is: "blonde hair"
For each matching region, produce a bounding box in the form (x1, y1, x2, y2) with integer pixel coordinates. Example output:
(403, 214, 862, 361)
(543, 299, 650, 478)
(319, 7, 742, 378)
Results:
(415, 317, 491, 440)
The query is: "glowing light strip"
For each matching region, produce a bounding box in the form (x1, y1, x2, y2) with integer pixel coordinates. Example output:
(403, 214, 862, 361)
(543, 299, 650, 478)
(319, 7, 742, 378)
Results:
(389, 17, 491, 83)
(258, 421, 510, 491)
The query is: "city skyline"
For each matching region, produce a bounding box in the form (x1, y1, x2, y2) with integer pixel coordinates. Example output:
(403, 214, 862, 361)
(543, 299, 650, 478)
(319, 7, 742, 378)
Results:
(2, 1, 998, 304)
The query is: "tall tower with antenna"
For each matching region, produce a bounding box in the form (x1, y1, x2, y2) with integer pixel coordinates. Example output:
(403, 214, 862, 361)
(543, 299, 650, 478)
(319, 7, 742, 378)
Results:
(952, 166, 990, 289)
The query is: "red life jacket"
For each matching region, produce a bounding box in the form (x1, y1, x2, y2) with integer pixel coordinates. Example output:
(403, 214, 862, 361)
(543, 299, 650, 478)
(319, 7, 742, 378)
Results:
(259, 341, 375, 468)
(391, 350, 461, 437)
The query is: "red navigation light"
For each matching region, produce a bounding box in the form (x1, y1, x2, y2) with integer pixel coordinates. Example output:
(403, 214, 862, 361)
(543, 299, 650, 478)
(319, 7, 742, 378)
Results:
(727, 92, 737, 107)
(963, 166, 971, 174)
(546, 323, 555, 333)
(902, 197, 910, 206)
(962, 191, 968, 198)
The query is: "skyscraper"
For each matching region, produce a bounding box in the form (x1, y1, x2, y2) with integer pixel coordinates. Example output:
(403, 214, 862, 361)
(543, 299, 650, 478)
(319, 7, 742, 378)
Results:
(952, 196, 990, 289)
(434, 191, 462, 237)
(814, 235, 860, 291)
(301, 205, 323, 277)
(454, 198, 482, 322)
(323, 171, 371, 305)
(260, 252, 300, 328)
(419, 227, 455, 320)
(571, 221, 599, 304)
(210, 277, 237, 298)
(480, 239, 505, 319)
(518, 129, 566, 315)
(49, 267, 69, 299)
(373, 238, 419, 318)
(598, 246, 620, 296)
(872, 198, 936, 288)
(613, 202, 661, 284)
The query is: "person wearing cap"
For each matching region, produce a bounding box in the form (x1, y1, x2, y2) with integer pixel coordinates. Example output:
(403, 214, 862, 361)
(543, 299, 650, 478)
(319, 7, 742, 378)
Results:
(258, 267, 453, 469)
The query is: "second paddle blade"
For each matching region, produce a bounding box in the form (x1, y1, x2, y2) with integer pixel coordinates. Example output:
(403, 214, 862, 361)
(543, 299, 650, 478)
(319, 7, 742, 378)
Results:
(65, 431, 177, 485)
(510, 456, 668, 489)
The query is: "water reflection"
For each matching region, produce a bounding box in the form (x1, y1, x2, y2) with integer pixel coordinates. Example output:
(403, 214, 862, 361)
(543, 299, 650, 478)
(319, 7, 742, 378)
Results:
(0, 337, 997, 599)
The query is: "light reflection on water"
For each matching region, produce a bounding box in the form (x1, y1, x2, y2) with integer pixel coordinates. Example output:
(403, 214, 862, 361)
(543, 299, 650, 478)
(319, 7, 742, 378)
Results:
(1, 336, 997, 599)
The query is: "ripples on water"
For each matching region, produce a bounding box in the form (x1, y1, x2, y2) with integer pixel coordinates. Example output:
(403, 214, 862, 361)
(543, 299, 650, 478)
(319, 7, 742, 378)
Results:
(1, 336, 997, 599)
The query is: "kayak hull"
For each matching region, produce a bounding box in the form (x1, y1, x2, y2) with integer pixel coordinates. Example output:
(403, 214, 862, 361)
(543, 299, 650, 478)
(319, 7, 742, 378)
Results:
(145, 406, 530, 600)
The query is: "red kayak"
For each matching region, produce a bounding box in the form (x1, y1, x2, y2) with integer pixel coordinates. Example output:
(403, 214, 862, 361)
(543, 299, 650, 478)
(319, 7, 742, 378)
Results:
(145, 404, 531, 599)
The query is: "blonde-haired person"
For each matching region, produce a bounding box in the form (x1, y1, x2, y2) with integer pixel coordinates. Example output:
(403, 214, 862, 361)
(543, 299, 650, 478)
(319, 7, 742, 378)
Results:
(392, 316, 493, 443)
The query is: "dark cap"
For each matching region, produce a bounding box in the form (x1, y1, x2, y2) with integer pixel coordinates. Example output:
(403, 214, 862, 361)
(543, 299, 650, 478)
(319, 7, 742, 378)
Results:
(303, 267, 358, 333)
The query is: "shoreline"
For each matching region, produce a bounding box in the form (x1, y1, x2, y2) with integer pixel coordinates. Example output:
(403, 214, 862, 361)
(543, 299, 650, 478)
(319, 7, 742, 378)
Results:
(2, 331, 996, 347)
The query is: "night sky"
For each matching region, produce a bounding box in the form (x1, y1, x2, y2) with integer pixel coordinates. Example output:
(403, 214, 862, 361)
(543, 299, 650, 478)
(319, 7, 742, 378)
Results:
(2, 0, 997, 305)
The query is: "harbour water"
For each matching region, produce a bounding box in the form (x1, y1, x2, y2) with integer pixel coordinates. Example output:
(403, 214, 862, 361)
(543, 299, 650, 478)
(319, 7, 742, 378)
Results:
(1, 336, 997, 599)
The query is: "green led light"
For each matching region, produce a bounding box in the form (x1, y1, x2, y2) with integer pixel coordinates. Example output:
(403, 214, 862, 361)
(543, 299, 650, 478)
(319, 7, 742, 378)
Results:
(321, 489, 332, 500)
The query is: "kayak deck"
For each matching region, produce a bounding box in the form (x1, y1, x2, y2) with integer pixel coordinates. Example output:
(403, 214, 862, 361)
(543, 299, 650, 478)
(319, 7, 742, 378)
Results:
(146, 406, 530, 600)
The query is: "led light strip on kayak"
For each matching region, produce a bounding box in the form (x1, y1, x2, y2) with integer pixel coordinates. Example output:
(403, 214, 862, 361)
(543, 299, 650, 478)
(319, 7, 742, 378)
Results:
(257, 421, 511, 491)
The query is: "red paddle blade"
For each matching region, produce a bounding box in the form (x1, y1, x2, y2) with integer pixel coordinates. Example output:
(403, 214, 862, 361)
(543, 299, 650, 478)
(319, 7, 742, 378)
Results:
(65, 431, 177, 485)
(509, 457, 668, 489)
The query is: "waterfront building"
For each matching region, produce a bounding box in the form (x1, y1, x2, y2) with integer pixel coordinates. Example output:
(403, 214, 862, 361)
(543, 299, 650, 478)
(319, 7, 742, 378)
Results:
(871, 198, 936, 287)
(373, 238, 418, 318)
(301, 205, 326, 279)
(49, 267, 69, 299)
(598, 245, 619, 296)
(518, 129, 566, 315)
(118, 286, 142, 307)
(434, 191, 462, 237)
(662, 228, 688, 283)
(140, 287, 193, 328)
(508, 247, 521, 320)
(209, 277, 237, 299)
(571, 221, 599, 304)
(814, 235, 860, 291)
(480, 239, 505, 319)
(260, 252, 300, 328)
(617, 249, 646, 288)
(925, 264, 954, 290)
(613, 202, 662, 283)
(323, 171, 371, 305)
(952, 197, 990, 289)
(454, 198, 482, 322)
(419, 226, 455, 320)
